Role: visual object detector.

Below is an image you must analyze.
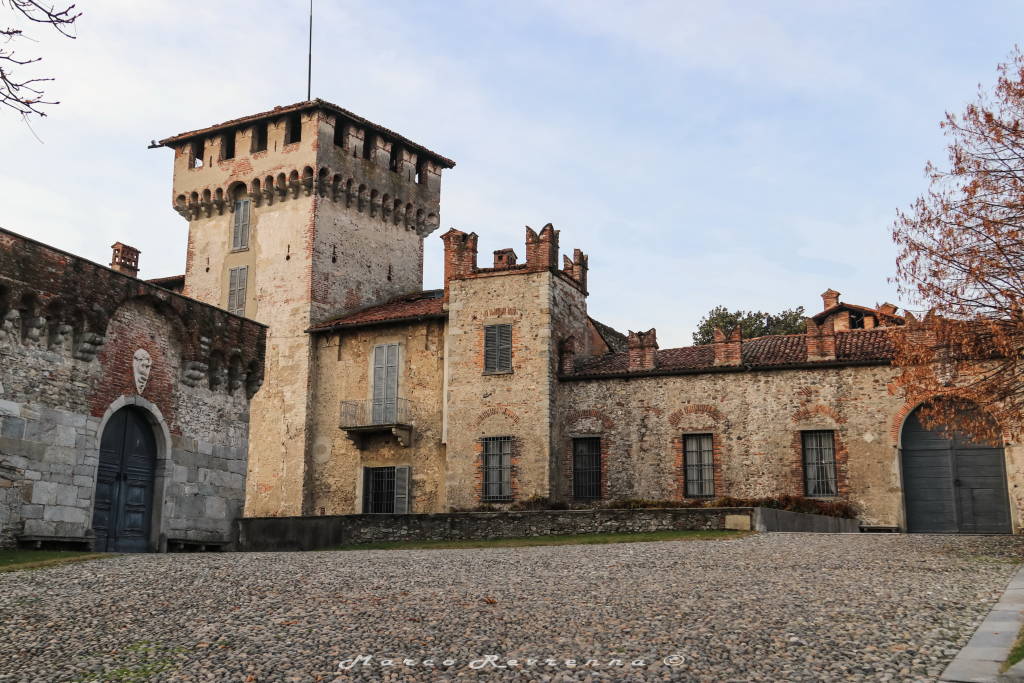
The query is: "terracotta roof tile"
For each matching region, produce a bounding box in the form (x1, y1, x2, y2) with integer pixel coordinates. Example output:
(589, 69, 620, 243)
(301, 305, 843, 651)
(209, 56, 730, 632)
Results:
(158, 99, 455, 168)
(569, 329, 894, 377)
(310, 290, 445, 331)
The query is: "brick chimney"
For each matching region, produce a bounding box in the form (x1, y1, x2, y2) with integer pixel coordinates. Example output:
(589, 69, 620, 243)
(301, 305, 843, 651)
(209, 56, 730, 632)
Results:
(805, 318, 836, 361)
(712, 327, 742, 366)
(493, 248, 518, 269)
(440, 228, 478, 298)
(110, 242, 140, 278)
(878, 302, 898, 318)
(525, 223, 559, 271)
(627, 328, 658, 371)
(821, 288, 840, 310)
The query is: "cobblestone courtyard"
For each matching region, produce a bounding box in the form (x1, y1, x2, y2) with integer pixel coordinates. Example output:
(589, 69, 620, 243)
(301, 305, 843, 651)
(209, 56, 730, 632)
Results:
(1, 534, 1022, 681)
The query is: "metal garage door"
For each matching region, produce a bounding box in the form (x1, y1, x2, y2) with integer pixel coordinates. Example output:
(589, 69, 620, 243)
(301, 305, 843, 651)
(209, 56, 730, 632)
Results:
(901, 407, 1011, 534)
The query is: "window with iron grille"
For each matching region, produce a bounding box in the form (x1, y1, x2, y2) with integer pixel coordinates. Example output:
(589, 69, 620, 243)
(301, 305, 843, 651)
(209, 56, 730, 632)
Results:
(684, 433, 715, 498)
(232, 199, 250, 250)
(802, 430, 837, 497)
(482, 436, 513, 502)
(362, 466, 411, 514)
(572, 437, 602, 499)
(227, 266, 248, 316)
(483, 324, 512, 374)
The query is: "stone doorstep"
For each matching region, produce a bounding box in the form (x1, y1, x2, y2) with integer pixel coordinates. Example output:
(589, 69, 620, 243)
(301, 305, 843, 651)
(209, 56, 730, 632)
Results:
(942, 565, 1024, 683)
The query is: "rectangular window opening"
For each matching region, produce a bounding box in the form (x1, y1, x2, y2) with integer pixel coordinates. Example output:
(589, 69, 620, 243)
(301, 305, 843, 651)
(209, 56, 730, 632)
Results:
(684, 433, 715, 498)
(802, 430, 837, 497)
(333, 118, 346, 148)
(227, 265, 248, 316)
(222, 131, 235, 160)
(363, 466, 395, 514)
(371, 343, 400, 424)
(484, 324, 513, 374)
(482, 436, 513, 502)
(285, 113, 302, 145)
(251, 122, 268, 153)
(232, 199, 250, 251)
(572, 437, 602, 500)
(190, 139, 205, 168)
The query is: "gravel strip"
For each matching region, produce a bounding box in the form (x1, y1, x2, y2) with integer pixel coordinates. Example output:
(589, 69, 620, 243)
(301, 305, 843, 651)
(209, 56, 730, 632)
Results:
(0, 534, 1022, 682)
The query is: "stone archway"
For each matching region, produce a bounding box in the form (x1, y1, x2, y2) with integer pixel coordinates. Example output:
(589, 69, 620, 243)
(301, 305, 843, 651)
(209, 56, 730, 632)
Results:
(900, 403, 1011, 533)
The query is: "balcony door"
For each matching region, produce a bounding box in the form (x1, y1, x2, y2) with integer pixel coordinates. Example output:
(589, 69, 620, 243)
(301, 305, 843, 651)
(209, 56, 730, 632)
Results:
(372, 343, 399, 424)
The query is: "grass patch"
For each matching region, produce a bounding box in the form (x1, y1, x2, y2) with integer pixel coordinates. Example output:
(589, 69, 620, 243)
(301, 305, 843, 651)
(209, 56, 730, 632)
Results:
(1004, 623, 1024, 672)
(0, 550, 110, 573)
(328, 529, 748, 551)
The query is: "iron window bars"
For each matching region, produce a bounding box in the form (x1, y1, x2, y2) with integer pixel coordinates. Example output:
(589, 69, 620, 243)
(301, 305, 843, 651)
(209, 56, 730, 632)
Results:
(802, 430, 837, 497)
(572, 437, 602, 499)
(482, 436, 513, 502)
(684, 433, 715, 498)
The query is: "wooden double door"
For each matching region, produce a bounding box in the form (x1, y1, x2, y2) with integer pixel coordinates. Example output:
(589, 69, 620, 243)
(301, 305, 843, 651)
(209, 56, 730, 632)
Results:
(91, 407, 157, 552)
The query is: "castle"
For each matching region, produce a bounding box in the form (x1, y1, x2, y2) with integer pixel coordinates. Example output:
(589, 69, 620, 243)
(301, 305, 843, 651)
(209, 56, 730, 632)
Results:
(156, 99, 1023, 534)
(0, 98, 1020, 552)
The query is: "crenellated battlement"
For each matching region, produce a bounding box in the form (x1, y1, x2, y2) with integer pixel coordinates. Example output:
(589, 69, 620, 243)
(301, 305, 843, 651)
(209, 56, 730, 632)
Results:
(441, 224, 590, 295)
(161, 100, 453, 238)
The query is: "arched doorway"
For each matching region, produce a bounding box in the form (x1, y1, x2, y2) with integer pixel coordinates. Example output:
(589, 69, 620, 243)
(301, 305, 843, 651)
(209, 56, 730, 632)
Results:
(901, 404, 1011, 533)
(92, 407, 158, 552)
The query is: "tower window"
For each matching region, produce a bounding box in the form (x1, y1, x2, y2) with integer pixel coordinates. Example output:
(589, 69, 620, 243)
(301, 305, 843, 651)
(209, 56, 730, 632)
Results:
(221, 131, 235, 160)
(232, 199, 250, 251)
(333, 119, 346, 148)
(251, 122, 268, 153)
(484, 324, 513, 374)
(190, 139, 205, 168)
(285, 113, 302, 145)
(227, 266, 248, 316)
(362, 132, 375, 160)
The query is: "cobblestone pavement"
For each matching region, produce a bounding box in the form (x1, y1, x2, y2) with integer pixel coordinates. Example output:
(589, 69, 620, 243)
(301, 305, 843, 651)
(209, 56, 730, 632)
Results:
(1, 533, 1023, 682)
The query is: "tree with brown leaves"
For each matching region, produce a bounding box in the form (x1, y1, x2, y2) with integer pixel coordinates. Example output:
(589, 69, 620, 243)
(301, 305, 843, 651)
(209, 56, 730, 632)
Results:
(893, 48, 1024, 442)
(1, 0, 81, 118)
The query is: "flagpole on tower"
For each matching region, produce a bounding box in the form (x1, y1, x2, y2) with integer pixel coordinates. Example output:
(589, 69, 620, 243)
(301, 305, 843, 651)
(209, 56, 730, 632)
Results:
(306, 0, 313, 101)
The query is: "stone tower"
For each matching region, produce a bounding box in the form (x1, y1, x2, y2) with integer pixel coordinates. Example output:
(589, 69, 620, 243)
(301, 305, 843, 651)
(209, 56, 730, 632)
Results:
(158, 99, 454, 516)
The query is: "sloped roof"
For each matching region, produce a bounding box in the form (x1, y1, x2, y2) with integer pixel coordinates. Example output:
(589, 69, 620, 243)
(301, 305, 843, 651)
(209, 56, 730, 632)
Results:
(309, 290, 446, 332)
(157, 98, 455, 169)
(569, 329, 894, 377)
(811, 302, 903, 325)
(589, 317, 628, 353)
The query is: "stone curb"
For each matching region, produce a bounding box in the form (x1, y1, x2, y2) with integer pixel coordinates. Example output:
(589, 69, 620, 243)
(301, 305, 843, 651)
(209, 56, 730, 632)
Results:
(942, 563, 1024, 682)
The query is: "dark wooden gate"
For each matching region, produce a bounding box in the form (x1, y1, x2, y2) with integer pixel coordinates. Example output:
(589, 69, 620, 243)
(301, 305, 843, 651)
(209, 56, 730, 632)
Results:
(901, 407, 1011, 534)
(91, 407, 157, 552)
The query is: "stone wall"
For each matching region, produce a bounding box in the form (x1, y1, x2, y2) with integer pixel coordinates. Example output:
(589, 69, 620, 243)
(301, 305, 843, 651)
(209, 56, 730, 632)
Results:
(307, 319, 447, 513)
(236, 507, 757, 551)
(0, 229, 265, 549)
(558, 365, 912, 527)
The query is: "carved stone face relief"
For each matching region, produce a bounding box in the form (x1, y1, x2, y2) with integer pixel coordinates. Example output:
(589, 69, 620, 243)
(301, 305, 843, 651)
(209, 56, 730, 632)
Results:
(133, 348, 152, 394)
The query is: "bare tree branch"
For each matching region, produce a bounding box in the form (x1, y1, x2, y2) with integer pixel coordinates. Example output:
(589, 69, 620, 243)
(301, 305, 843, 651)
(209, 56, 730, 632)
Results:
(0, 0, 81, 118)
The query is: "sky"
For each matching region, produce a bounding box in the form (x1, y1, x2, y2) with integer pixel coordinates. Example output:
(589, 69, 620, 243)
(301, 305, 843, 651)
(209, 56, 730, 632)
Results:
(1, 0, 1022, 348)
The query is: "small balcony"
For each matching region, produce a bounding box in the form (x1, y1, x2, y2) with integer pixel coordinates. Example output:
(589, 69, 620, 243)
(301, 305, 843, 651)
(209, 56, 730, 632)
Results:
(339, 398, 413, 448)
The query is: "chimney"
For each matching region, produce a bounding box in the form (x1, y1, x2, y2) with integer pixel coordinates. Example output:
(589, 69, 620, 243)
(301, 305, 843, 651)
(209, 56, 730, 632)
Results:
(525, 223, 559, 271)
(627, 328, 658, 371)
(493, 248, 518, 269)
(821, 288, 840, 310)
(110, 242, 140, 278)
(878, 302, 898, 318)
(805, 318, 836, 361)
(562, 248, 589, 291)
(558, 337, 576, 374)
(440, 229, 478, 299)
(712, 327, 742, 366)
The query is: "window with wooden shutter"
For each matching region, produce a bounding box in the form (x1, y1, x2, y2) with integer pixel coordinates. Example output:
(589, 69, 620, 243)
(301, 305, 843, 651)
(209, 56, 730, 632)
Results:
(393, 465, 411, 514)
(372, 343, 400, 424)
(227, 266, 248, 316)
(362, 465, 410, 514)
(484, 324, 512, 374)
(684, 434, 715, 498)
(232, 199, 250, 250)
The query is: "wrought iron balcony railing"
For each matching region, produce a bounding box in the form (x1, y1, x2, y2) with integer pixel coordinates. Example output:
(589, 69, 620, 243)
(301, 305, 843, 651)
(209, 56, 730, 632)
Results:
(340, 398, 413, 428)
